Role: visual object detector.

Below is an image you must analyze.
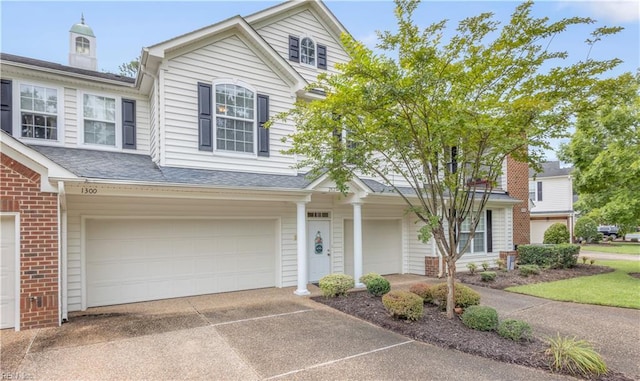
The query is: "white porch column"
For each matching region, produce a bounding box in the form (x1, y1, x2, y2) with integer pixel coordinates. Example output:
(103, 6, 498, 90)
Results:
(352, 202, 365, 288)
(294, 201, 310, 295)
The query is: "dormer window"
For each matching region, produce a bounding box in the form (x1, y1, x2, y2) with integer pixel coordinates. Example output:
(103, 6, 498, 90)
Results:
(75, 37, 90, 54)
(301, 37, 316, 66)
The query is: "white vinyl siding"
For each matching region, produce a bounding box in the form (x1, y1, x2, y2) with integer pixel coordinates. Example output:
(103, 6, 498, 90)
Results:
(64, 87, 78, 144)
(529, 176, 573, 213)
(162, 34, 297, 174)
(149, 82, 159, 162)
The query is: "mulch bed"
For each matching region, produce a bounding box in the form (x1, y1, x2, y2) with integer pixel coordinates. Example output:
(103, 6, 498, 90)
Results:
(314, 265, 632, 381)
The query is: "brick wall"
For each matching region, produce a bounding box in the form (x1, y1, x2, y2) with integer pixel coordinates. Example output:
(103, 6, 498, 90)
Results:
(506, 156, 531, 248)
(1, 153, 59, 329)
(425, 257, 439, 277)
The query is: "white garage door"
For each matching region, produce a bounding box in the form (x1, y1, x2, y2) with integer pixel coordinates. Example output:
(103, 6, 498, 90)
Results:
(1, 215, 17, 329)
(86, 218, 277, 307)
(345, 219, 402, 276)
(530, 220, 564, 244)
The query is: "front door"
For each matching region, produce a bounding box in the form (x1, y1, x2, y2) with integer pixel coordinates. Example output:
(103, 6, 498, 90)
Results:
(308, 220, 331, 282)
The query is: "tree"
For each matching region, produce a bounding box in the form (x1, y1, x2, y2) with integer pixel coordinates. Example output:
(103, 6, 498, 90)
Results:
(118, 57, 140, 77)
(275, 0, 620, 318)
(560, 72, 640, 235)
(574, 216, 599, 243)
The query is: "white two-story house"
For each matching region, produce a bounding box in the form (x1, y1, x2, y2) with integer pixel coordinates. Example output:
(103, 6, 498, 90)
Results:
(0, 1, 526, 330)
(529, 161, 575, 243)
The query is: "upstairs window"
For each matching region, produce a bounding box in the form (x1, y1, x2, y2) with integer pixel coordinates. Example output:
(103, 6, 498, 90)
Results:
(20, 84, 58, 140)
(76, 37, 90, 54)
(529, 181, 542, 201)
(83, 94, 116, 146)
(215, 84, 255, 153)
(301, 37, 316, 66)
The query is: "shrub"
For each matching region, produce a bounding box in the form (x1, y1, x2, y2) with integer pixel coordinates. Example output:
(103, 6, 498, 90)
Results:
(544, 223, 570, 244)
(430, 282, 481, 310)
(518, 244, 580, 269)
(359, 272, 381, 287)
(593, 233, 604, 243)
(382, 290, 423, 321)
(366, 276, 391, 296)
(581, 256, 588, 264)
(546, 335, 608, 377)
(481, 261, 489, 271)
(519, 264, 541, 277)
(318, 274, 354, 297)
(631, 238, 639, 243)
(498, 319, 533, 342)
(495, 259, 506, 271)
(466, 262, 478, 274)
(574, 217, 599, 243)
(409, 283, 432, 303)
(461, 306, 498, 331)
(480, 271, 496, 281)
(590, 259, 596, 265)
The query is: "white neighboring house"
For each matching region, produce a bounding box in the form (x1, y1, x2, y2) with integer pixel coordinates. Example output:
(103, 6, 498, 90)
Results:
(529, 161, 575, 243)
(0, 1, 525, 330)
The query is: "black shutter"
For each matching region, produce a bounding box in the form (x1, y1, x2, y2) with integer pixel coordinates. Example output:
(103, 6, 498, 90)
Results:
(450, 146, 458, 173)
(1, 79, 12, 134)
(122, 99, 136, 149)
(486, 210, 493, 253)
(257, 94, 269, 157)
(537, 181, 543, 201)
(288, 36, 300, 62)
(317, 44, 327, 69)
(197, 82, 213, 151)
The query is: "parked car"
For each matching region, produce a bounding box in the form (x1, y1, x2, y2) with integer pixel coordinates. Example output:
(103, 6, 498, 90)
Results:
(597, 225, 619, 239)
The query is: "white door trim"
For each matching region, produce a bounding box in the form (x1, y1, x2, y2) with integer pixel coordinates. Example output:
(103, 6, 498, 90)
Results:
(1, 212, 21, 331)
(306, 217, 332, 282)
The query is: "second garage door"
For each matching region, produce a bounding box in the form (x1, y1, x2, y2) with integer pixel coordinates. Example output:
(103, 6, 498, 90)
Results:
(344, 219, 402, 276)
(86, 218, 277, 307)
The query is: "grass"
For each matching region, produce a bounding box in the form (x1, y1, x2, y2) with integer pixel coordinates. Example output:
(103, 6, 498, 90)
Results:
(506, 260, 640, 309)
(582, 243, 640, 255)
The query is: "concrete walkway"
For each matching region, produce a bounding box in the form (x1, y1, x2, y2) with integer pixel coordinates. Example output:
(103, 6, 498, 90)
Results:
(579, 250, 640, 261)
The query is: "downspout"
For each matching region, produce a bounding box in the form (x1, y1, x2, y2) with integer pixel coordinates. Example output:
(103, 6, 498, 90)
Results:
(58, 181, 68, 323)
(140, 64, 160, 165)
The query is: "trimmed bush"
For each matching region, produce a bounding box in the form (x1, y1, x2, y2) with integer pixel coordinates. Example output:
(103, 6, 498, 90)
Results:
(574, 217, 599, 243)
(498, 319, 533, 342)
(359, 272, 381, 287)
(466, 262, 478, 274)
(409, 283, 432, 303)
(461, 305, 498, 331)
(518, 244, 580, 269)
(546, 335, 608, 377)
(544, 223, 571, 244)
(480, 271, 496, 281)
(481, 261, 490, 271)
(519, 264, 541, 277)
(318, 274, 354, 297)
(430, 282, 481, 310)
(367, 276, 391, 296)
(382, 290, 423, 321)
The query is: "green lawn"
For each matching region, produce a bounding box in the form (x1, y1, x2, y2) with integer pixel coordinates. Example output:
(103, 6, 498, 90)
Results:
(506, 260, 640, 309)
(582, 243, 640, 255)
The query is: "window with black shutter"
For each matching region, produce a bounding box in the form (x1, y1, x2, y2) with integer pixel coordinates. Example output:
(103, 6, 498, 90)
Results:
(257, 94, 269, 157)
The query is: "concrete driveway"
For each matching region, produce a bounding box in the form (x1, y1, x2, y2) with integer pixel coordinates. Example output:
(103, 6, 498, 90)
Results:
(1, 280, 571, 381)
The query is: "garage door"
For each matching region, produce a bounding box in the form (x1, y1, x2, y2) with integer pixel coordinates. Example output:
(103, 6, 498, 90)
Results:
(530, 220, 565, 243)
(1, 215, 17, 329)
(345, 219, 402, 276)
(86, 218, 277, 307)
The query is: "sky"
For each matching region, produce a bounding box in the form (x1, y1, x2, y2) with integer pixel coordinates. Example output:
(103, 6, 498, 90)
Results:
(1, 0, 639, 160)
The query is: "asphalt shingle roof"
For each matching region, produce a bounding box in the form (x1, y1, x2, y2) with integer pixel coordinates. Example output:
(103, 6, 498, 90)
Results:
(529, 160, 573, 178)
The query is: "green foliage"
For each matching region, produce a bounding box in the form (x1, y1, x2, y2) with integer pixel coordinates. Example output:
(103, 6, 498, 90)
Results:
(631, 238, 639, 243)
(359, 272, 382, 287)
(409, 283, 433, 303)
(581, 256, 588, 264)
(546, 335, 608, 377)
(518, 244, 580, 269)
(318, 274, 354, 297)
(382, 290, 424, 321)
(519, 264, 541, 277)
(430, 283, 481, 310)
(495, 259, 506, 271)
(480, 271, 496, 281)
(481, 262, 489, 271)
(366, 276, 391, 296)
(498, 319, 533, 342)
(574, 217, 600, 243)
(460, 306, 498, 331)
(117, 57, 140, 77)
(544, 223, 571, 244)
(559, 73, 640, 230)
(466, 262, 478, 274)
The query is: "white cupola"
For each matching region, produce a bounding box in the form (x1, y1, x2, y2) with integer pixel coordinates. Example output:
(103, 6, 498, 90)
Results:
(68, 14, 97, 70)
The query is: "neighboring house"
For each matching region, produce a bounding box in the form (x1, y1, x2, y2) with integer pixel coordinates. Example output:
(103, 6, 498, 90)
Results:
(0, 1, 528, 330)
(529, 161, 574, 243)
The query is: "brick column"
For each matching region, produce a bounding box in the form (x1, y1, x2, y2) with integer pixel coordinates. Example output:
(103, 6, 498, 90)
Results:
(506, 155, 530, 248)
(1, 153, 59, 329)
(425, 257, 439, 277)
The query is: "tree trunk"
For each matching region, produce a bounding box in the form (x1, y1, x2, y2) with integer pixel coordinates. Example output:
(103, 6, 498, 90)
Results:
(446, 257, 457, 319)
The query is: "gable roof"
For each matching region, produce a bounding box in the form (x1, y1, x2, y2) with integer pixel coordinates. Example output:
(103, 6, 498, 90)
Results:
(529, 161, 573, 178)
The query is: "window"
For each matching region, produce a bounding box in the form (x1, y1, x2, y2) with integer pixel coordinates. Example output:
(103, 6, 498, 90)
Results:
(83, 94, 116, 146)
(76, 37, 90, 54)
(529, 181, 542, 201)
(19, 84, 58, 140)
(459, 214, 485, 254)
(215, 84, 254, 153)
(301, 37, 315, 66)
